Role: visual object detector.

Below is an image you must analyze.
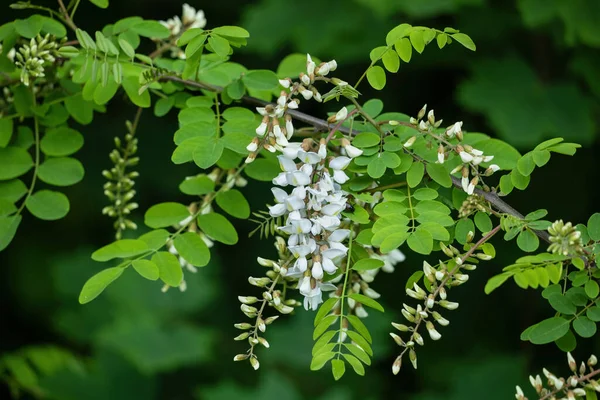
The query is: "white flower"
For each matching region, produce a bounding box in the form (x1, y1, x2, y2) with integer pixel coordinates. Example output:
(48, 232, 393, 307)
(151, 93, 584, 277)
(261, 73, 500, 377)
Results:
(298, 150, 321, 165)
(461, 176, 469, 192)
(488, 164, 500, 172)
(329, 156, 351, 170)
(255, 121, 267, 136)
(344, 143, 363, 158)
(279, 79, 290, 88)
(160, 16, 183, 36)
(437, 151, 445, 164)
(459, 151, 473, 163)
(306, 54, 316, 76)
(312, 261, 323, 279)
(334, 107, 348, 122)
(246, 141, 258, 152)
(182, 4, 207, 29)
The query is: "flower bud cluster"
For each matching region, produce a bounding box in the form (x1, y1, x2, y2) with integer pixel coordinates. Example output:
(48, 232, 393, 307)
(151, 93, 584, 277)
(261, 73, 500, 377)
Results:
(234, 248, 301, 370)
(245, 54, 338, 164)
(390, 241, 493, 375)
(408, 105, 499, 196)
(102, 132, 140, 239)
(458, 194, 491, 218)
(266, 138, 362, 310)
(548, 220, 584, 256)
(517, 352, 600, 400)
(15, 34, 61, 86)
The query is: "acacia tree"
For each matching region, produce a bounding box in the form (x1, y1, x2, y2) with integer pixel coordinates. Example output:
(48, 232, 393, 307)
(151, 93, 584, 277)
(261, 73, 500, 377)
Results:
(0, 1, 599, 398)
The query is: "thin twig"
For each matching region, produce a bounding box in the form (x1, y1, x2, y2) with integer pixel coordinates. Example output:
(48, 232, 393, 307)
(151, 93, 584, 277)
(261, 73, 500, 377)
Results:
(57, 0, 77, 31)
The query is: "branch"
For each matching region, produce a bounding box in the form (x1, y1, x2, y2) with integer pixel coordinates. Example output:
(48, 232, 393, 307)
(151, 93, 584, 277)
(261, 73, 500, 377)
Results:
(57, 0, 77, 31)
(159, 75, 551, 243)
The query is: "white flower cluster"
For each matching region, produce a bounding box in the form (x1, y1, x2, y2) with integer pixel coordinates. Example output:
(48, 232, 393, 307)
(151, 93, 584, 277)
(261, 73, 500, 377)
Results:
(449, 143, 499, 195)
(266, 142, 361, 311)
(159, 3, 207, 59)
(245, 54, 340, 164)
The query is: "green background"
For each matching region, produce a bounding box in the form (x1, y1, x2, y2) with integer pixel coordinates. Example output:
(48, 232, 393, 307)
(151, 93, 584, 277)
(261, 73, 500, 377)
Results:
(1, 0, 600, 398)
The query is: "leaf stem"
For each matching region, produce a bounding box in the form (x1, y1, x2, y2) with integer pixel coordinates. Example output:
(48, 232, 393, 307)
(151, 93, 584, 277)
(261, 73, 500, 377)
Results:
(16, 89, 41, 217)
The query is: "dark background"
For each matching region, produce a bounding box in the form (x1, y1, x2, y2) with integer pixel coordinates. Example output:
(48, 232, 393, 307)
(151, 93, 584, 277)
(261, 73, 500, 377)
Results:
(1, 0, 600, 399)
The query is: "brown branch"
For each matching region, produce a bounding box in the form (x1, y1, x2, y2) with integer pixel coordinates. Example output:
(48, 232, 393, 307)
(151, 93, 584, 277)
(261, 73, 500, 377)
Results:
(159, 75, 552, 243)
(57, 0, 77, 31)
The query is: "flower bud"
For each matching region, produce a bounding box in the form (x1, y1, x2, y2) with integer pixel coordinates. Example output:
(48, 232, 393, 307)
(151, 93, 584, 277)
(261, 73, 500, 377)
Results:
(409, 349, 418, 369)
(417, 104, 427, 120)
(392, 322, 410, 332)
(390, 332, 405, 346)
(249, 356, 260, 370)
(439, 300, 459, 310)
(392, 356, 402, 375)
(234, 354, 249, 361)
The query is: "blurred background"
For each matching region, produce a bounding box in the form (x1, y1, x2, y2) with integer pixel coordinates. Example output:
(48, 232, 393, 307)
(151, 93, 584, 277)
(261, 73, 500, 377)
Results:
(1, 0, 600, 399)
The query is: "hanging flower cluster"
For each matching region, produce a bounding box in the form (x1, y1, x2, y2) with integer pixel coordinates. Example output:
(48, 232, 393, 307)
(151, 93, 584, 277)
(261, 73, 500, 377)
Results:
(266, 139, 362, 311)
(15, 34, 60, 86)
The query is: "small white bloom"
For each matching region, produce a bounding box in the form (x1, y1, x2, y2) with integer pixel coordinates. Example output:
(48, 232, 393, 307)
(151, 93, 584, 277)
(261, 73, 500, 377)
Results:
(312, 261, 323, 279)
(459, 151, 473, 163)
(297, 150, 321, 165)
(279, 79, 290, 88)
(329, 156, 351, 170)
(333, 107, 348, 122)
(344, 144, 363, 158)
(461, 176, 469, 192)
(306, 54, 316, 76)
(255, 121, 267, 136)
(246, 141, 258, 152)
(437, 151, 444, 164)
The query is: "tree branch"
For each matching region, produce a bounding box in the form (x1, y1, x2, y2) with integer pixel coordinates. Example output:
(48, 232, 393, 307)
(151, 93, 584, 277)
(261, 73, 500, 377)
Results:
(159, 75, 551, 244)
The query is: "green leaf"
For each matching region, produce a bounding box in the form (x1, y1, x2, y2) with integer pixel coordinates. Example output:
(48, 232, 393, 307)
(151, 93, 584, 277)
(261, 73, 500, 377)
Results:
(177, 28, 203, 46)
(366, 66, 386, 90)
(573, 316, 597, 338)
(395, 37, 412, 62)
(154, 96, 174, 117)
(475, 139, 521, 170)
(525, 209, 548, 221)
(78, 267, 123, 304)
(179, 175, 215, 195)
(40, 127, 84, 156)
(352, 133, 380, 148)
(386, 23, 411, 45)
(517, 153, 536, 176)
(409, 30, 425, 53)
(212, 26, 250, 38)
(40, 16, 66, 38)
(407, 228, 433, 255)
(406, 161, 424, 187)
(0, 215, 21, 251)
(14, 16, 43, 39)
(37, 157, 84, 187)
(585, 280, 599, 299)
(242, 70, 278, 91)
(314, 297, 338, 327)
(208, 34, 231, 57)
(88, 0, 109, 8)
(215, 189, 250, 219)
(587, 306, 600, 322)
(455, 218, 475, 245)
(313, 314, 337, 340)
(245, 158, 279, 181)
(342, 353, 365, 376)
(0, 118, 13, 147)
(413, 188, 438, 201)
(0, 179, 27, 203)
(517, 229, 539, 252)
(312, 330, 336, 356)
(587, 213, 600, 241)
(344, 343, 371, 366)
(381, 49, 399, 73)
(173, 231, 211, 267)
(331, 359, 345, 381)
(122, 76, 151, 108)
(348, 293, 384, 312)
(555, 329, 577, 352)
(451, 33, 476, 50)
(310, 352, 335, 371)
(197, 212, 238, 245)
(144, 202, 190, 229)
(511, 169, 530, 190)
(138, 229, 169, 250)
(346, 315, 372, 343)
(474, 211, 493, 233)
(0, 146, 34, 179)
(152, 251, 183, 287)
(131, 20, 170, 39)
(65, 95, 93, 125)
(192, 137, 224, 169)
(346, 331, 373, 356)
(528, 317, 570, 344)
(91, 239, 149, 262)
(131, 259, 159, 281)
(380, 231, 410, 253)
(118, 38, 135, 58)
(367, 156, 386, 179)
(436, 33, 448, 49)
(484, 272, 512, 294)
(547, 294, 577, 315)
(352, 258, 384, 271)
(426, 163, 452, 187)
(25, 190, 69, 220)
